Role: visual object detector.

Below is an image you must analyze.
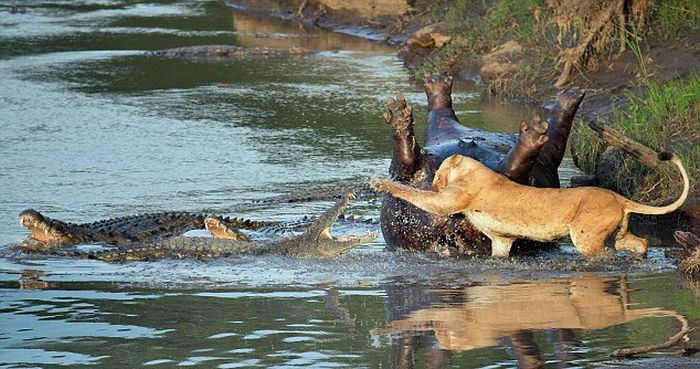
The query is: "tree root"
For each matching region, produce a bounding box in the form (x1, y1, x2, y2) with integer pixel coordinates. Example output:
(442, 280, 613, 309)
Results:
(551, 0, 651, 87)
(554, 0, 621, 88)
(295, 0, 308, 17)
(675, 231, 700, 277)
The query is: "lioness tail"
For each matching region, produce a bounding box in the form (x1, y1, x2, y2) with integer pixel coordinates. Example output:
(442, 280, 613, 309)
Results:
(623, 152, 690, 216)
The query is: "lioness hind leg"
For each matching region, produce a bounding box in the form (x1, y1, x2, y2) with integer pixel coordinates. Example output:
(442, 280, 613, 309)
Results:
(490, 236, 516, 258)
(569, 210, 620, 257)
(569, 227, 609, 257)
(614, 232, 648, 256)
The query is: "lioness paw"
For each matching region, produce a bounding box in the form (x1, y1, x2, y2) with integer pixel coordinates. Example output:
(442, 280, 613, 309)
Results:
(370, 178, 393, 193)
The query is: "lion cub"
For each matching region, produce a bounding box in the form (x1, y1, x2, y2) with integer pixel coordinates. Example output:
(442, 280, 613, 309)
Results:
(371, 154, 689, 258)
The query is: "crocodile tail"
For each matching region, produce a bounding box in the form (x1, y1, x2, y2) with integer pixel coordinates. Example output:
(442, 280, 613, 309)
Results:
(623, 153, 690, 216)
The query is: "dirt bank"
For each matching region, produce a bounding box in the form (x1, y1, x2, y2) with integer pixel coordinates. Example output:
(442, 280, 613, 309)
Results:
(220, 0, 699, 231)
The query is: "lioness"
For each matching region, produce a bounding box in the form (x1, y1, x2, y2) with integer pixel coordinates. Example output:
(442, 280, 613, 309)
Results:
(371, 153, 689, 258)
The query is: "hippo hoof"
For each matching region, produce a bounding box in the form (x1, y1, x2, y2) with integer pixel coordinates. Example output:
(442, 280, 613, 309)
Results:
(557, 87, 586, 111)
(383, 96, 414, 132)
(423, 74, 453, 93)
(518, 115, 549, 149)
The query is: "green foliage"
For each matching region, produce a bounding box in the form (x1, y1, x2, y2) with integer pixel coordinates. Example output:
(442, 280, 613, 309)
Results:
(577, 73, 700, 200)
(485, 0, 545, 44)
(618, 73, 700, 149)
(444, 0, 472, 32)
(573, 28, 698, 200)
(571, 123, 606, 175)
(652, 0, 700, 39)
(617, 74, 699, 195)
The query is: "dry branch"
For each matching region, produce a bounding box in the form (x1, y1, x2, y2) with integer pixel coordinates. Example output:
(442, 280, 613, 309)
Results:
(554, 1, 621, 87)
(585, 120, 660, 170)
(550, 0, 652, 87)
(611, 327, 694, 357)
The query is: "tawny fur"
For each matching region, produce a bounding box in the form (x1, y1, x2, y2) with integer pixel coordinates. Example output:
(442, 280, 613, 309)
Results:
(371, 154, 689, 258)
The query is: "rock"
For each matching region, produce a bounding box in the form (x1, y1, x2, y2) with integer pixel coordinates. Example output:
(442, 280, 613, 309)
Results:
(398, 22, 452, 67)
(406, 22, 452, 49)
(569, 175, 597, 187)
(479, 41, 524, 85)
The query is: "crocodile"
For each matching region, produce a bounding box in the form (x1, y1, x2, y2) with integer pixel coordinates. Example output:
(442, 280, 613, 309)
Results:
(145, 45, 312, 60)
(17, 209, 277, 252)
(377, 74, 584, 256)
(255, 182, 377, 204)
(18, 207, 376, 252)
(43, 192, 379, 261)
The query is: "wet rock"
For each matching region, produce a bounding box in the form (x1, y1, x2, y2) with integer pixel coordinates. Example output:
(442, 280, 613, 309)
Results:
(570, 174, 597, 187)
(479, 41, 524, 85)
(595, 146, 626, 190)
(406, 22, 451, 49)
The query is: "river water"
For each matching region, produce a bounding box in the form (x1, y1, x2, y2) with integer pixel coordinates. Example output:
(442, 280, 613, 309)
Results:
(0, 1, 697, 368)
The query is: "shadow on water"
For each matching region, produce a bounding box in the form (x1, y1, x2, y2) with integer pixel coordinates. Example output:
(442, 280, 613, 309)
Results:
(0, 0, 698, 367)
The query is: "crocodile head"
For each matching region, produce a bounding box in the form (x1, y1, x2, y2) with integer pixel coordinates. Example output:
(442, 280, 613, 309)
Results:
(203, 192, 379, 258)
(285, 191, 380, 257)
(18, 209, 87, 251)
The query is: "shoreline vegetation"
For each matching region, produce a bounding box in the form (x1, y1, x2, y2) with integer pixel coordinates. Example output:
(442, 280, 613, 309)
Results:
(222, 0, 698, 219)
(220, 0, 698, 228)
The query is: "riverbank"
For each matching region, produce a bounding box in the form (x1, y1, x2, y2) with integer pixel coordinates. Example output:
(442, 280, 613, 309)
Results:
(220, 0, 699, 229)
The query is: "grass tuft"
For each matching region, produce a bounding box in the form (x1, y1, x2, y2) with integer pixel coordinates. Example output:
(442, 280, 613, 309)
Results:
(652, 0, 700, 39)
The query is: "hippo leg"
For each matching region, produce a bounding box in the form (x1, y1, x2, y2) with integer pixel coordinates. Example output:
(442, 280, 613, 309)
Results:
(422, 73, 549, 185)
(385, 96, 422, 182)
(423, 75, 476, 145)
(497, 89, 585, 186)
(496, 116, 549, 184)
(535, 88, 586, 187)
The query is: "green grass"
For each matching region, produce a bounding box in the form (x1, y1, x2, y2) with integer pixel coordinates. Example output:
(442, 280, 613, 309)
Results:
(652, 0, 700, 39)
(485, 0, 545, 45)
(571, 123, 606, 175)
(620, 74, 700, 149)
(574, 73, 700, 201)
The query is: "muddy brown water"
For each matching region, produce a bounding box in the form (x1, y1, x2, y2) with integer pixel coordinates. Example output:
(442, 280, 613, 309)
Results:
(0, 1, 697, 368)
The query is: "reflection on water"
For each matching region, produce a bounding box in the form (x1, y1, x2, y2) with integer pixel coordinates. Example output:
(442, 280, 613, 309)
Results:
(0, 273, 697, 368)
(230, 11, 395, 52)
(0, 0, 697, 367)
(375, 275, 684, 368)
